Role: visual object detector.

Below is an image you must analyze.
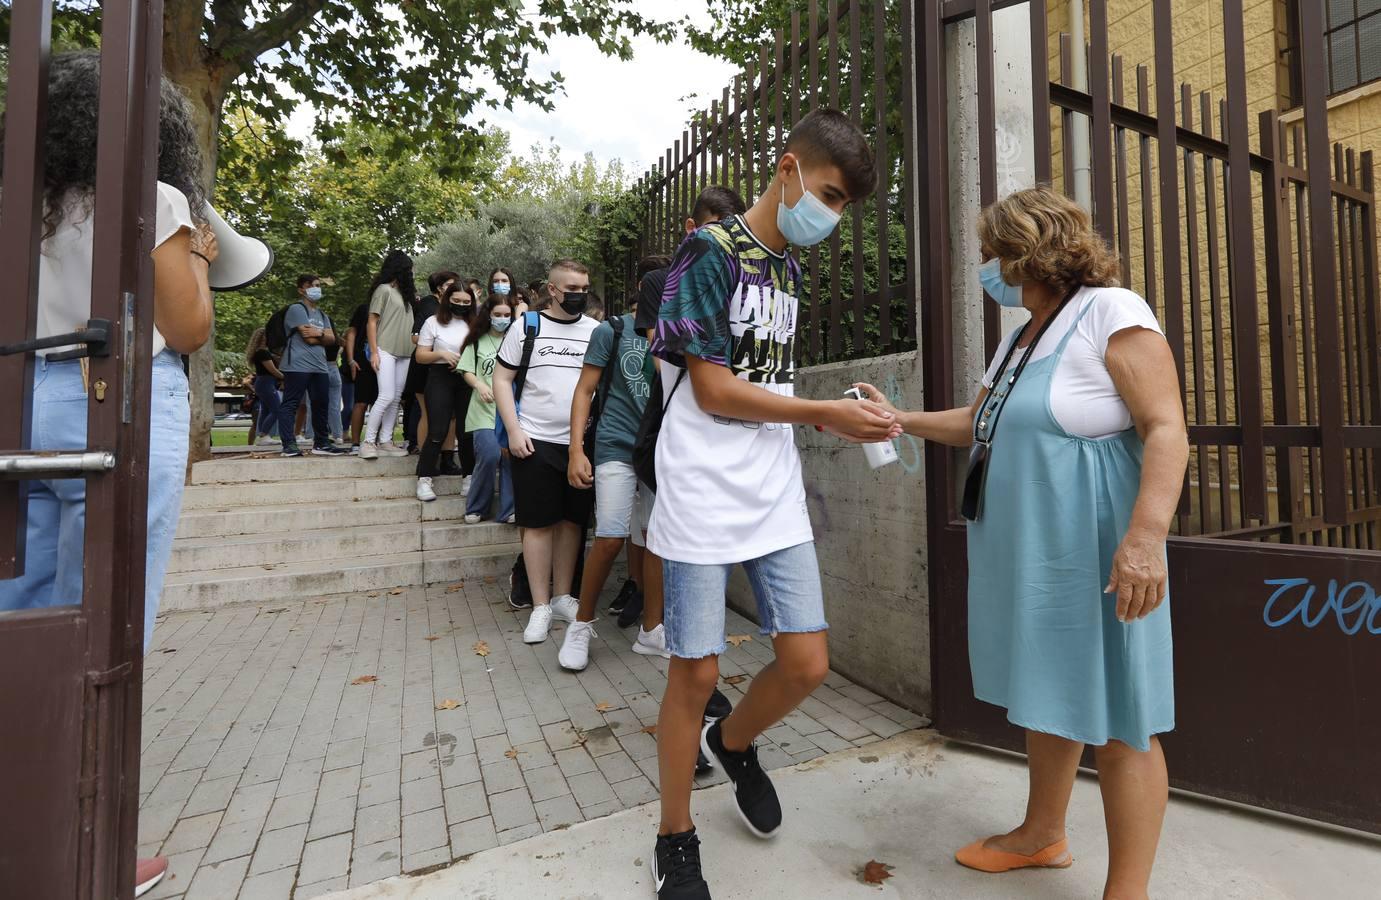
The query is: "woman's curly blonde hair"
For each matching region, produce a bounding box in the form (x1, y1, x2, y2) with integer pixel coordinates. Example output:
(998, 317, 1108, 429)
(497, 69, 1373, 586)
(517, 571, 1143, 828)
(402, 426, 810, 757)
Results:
(977, 186, 1120, 296)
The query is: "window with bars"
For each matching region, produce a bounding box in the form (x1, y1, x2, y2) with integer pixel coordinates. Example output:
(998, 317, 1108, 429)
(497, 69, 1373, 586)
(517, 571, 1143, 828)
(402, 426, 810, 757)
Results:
(1283, 0, 1381, 104)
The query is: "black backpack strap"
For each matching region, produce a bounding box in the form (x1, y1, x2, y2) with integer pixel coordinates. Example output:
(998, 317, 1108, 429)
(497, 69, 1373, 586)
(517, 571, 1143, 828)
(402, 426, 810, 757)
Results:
(510, 311, 541, 404)
(586, 316, 625, 452)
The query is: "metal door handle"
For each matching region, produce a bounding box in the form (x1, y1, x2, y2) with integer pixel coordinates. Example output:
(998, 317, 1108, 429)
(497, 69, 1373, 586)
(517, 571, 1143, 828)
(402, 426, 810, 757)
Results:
(0, 452, 116, 479)
(0, 319, 111, 361)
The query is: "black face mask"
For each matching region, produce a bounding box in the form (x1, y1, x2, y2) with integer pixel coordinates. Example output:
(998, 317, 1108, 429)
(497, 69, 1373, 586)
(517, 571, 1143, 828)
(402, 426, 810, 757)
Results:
(559, 291, 589, 315)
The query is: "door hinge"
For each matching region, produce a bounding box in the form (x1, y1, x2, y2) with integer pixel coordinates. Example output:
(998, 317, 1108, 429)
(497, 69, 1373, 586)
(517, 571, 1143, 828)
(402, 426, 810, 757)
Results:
(87, 661, 132, 686)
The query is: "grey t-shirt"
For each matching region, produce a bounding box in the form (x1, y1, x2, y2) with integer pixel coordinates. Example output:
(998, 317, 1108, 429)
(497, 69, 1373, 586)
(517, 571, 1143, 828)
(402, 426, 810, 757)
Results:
(584, 314, 651, 466)
(281, 302, 333, 374)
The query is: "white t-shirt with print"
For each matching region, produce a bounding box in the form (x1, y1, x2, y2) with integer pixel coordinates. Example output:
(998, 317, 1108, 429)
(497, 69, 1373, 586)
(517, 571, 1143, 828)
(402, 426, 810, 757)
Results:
(496, 311, 598, 445)
(38, 181, 195, 358)
(981, 286, 1164, 440)
(417, 315, 470, 360)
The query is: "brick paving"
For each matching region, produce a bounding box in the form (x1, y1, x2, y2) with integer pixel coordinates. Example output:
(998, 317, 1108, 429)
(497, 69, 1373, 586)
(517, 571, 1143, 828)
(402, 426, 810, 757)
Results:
(138, 580, 928, 899)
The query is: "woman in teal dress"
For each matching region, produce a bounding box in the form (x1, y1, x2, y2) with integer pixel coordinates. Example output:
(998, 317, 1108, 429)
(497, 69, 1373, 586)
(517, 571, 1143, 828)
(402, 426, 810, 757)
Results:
(860, 186, 1188, 900)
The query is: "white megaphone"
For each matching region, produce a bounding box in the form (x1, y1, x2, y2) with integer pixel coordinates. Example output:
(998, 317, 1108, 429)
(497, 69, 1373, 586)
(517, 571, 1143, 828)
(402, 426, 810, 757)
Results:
(203, 203, 274, 292)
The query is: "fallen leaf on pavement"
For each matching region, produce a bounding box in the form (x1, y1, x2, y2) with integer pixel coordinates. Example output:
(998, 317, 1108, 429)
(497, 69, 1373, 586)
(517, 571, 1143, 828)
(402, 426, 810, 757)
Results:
(389, 588, 404, 595)
(722, 675, 746, 685)
(573, 731, 588, 745)
(595, 702, 613, 712)
(861, 860, 894, 885)
(641, 724, 657, 735)
(425, 634, 441, 641)
(504, 747, 520, 760)
(446, 583, 464, 593)
(725, 634, 753, 647)
(483, 575, 497, 584)
(473, 641, 490, 657)
(350, 675, 378, 685)
(435, 698, 462, 710)
(366, 593, 380, 599)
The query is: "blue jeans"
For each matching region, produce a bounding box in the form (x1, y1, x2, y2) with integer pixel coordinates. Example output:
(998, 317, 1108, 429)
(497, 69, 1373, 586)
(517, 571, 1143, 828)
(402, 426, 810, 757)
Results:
(253, 374, 281, 439)
(326, 364, 344, 440)
(0, 351, 190, 649)
(662, 541, 827, 659)
(279, 371, 330, 450)
(466, 428, 514, 521)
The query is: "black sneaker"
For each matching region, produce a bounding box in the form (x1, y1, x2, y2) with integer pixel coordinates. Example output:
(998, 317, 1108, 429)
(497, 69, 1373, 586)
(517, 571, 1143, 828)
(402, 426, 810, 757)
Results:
(281, 445, 304, 458)
(508, 554, 533, 610)
(616, 589, 644, 629)
(703, 688, 733, 722)
(652, 829, 711, 899)
(313, 443, 348, 455)
(700, 720, 781, 838)
(694, 750, 713, 775)
(440, 456, 464, 477)
(608, 578, 637, 614)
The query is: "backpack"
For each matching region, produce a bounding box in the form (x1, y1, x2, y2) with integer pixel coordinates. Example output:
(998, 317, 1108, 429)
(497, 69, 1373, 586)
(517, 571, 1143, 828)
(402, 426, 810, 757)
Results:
(584, 315, 624, 457)
(495, 311, 542, 449)
(631, 366, 687, 494)
(265, 302, 305, 357)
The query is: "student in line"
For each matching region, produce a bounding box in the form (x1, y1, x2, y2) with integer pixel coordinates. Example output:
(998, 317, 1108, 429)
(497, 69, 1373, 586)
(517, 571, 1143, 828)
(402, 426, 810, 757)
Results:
(344, 298, 379, 452)
(406, 271, 458, 461)
(361, 250, 417, 459)
(277, 275, 347, 457)
(245, 327, 283, 445)
(459, 294, 516, 524)
(415, 283, 474, 501)
(493, 259, 600, 644)
(647, 109, 896, 899)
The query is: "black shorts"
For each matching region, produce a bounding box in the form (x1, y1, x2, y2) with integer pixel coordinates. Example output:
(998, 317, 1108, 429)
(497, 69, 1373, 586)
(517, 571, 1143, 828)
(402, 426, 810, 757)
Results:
(403, 353, 429, 396)
(511, 441, 594, 529)
(353, 361, 379, 406)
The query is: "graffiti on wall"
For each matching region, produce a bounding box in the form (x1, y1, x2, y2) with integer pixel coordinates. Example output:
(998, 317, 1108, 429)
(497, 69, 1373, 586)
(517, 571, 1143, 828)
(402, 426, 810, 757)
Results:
(1263, 578, 1381, 635)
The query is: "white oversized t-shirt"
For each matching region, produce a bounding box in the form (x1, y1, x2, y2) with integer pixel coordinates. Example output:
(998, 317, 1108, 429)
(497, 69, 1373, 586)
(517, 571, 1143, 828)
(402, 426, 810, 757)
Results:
(38, 181, 195, 358)
(417, 315, 470, 360)
(982, 286, 1163, 439)
(496, 311, 598, 445)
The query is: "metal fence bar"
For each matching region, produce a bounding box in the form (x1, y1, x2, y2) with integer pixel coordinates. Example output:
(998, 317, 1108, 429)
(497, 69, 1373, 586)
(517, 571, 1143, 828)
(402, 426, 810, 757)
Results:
(1029, 0, 1052, 184)
(1087, 0, 1117, 243)
(828, 0, 843, 356)
(848, 0, 866, 353)
(976, 0, 1000, 358)
(1182, 87, 1213, 532)
(759, 45, 771, 195)
(1112, 55, 1132, 286)
(1136, 66, 1158, 315)
(900, 0, 919, 348)
(808, 0, 823, 362)
(872, 0, 891, 348)
(1201, 93, 1231, 532)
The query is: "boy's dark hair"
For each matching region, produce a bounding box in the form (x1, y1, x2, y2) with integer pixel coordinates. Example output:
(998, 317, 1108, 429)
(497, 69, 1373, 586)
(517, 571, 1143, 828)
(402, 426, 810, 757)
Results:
(296, 273, 320, 289)
(784, 108, 876, 201)
(585, 292, 605, 316)
(637, 255, 672, 281)
(690, 185, 746, 225)
(428, 270, 459, 294)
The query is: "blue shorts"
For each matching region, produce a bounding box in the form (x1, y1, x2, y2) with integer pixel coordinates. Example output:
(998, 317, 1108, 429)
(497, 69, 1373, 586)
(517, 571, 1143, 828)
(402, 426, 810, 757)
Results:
(662, 541, 828, 659)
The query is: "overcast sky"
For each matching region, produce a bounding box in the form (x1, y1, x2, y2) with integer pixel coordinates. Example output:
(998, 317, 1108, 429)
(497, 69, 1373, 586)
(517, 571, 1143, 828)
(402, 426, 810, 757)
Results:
(285, 1, 738, 183)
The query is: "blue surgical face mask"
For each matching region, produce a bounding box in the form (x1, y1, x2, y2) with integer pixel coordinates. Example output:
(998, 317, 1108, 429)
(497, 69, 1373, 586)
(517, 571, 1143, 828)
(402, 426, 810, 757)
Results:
(978, 258, 1023, 308)
(491, 316, 512, 333)
(777, 162, 842, 247)
(304, 286, 323, 302)
(491, 282, 511, 296)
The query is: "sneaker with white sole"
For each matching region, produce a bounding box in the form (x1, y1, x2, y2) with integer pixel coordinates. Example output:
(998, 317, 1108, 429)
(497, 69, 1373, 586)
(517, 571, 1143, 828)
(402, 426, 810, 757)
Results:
(359, 442, 379, 460)
(464, 513, 482, 524)
(460, 475, 472, 497)
(134, 856, 168, 897)
(549, 593, 580, 624)
(633, 623, 671, 658)
(379, 442, 409, 457)
(559, 620, 597, 670)
(416, 477, 437, 502)
(523, 604, 555, 643)
(701, 719, 782, 838)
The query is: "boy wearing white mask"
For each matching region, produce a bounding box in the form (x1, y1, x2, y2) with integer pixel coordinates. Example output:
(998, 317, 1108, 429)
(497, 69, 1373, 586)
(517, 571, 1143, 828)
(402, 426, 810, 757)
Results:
(647, 109, 899, 899)
(279, 274, 348, 457)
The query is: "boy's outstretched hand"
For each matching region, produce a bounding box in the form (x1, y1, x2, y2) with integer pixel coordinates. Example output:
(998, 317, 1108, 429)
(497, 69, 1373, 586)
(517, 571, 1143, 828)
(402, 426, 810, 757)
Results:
(821, 397, 902, 443)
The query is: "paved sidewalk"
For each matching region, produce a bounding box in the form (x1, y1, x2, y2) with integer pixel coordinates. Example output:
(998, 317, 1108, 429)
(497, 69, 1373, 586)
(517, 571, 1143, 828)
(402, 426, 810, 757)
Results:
(138, 580, 927, 899)
(326, 731, 1381, 900)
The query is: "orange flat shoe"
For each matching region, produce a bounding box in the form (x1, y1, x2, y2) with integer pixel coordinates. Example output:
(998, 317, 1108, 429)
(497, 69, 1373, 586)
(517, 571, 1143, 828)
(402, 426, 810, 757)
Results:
(954, 837, 1074, 873)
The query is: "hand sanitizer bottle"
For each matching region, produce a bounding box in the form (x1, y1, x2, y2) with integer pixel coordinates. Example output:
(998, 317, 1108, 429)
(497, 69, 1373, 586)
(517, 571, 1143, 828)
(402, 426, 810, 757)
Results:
(843, 387, 900, 469)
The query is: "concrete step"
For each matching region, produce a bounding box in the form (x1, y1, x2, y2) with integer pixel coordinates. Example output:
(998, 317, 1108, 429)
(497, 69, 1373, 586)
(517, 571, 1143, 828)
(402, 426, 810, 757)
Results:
(170, 520, 518, 573)
(189, 453, 418, 485)
(158, 544, 521, 613)
(180, 474, 466, 510)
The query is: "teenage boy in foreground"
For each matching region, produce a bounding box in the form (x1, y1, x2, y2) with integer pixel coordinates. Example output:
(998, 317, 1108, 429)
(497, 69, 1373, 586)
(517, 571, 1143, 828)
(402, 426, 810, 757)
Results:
(648, 109, 899, 899)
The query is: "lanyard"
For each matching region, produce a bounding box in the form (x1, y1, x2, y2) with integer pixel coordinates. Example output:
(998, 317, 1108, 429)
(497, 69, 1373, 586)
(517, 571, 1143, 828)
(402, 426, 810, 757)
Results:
(973, 287, 1079, 445)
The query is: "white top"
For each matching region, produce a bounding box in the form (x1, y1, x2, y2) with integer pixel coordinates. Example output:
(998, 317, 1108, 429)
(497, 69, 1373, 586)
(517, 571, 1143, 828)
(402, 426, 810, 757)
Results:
(982, 286, 1164, 440)
(417, 315, 470, 361)
(496, 312, 598, 445)
(648, 282, 813, 566)
(38, 181, 195, 358)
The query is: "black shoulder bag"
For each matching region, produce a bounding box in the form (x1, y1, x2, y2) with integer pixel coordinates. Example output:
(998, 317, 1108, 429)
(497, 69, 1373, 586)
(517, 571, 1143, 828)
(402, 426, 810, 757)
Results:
(632, 367, 687, 493)
(961, 290, 1077, 521)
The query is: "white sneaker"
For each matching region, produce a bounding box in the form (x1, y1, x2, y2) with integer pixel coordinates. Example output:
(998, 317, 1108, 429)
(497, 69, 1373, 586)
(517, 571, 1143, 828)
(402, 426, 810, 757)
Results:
(633, 623, 671, 658)
(416, 477, 437, 502)
(503, 514, 516, 524)
(359, 442, 379, 460)
(464, 514, 482, 524)
(460, 475, 472, 498)
(523, 604, 554, 644)
(549, 594, 580, 624)
(559, 620, 597, 671)
(379, 442, 409, 457)
(255, 434, 277, 446)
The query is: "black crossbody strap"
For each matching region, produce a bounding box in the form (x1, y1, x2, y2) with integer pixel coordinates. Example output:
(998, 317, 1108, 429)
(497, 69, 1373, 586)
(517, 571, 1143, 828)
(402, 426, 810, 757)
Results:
(973, 287, 1079, 444)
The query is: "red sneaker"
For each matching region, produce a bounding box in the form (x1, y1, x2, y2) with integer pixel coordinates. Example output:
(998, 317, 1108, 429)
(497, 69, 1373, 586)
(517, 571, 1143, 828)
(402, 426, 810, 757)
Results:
(134, 856, 168, 897)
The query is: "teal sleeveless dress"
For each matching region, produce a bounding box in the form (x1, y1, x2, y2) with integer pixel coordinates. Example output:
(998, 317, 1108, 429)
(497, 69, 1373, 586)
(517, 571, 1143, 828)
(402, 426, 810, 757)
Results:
(966, 302, 1174, 752)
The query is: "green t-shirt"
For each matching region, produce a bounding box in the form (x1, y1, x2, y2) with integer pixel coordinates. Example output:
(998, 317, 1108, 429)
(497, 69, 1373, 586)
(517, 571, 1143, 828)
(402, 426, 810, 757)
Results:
(369, 284, 414, 358)
(459, 331, 505, 433)
(584, 314, 651, 465)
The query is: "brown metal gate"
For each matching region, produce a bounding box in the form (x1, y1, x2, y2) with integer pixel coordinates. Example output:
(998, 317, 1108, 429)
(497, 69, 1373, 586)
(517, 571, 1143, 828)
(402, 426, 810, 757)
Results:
(921, 0, 1381, 835)
(0, 1, 163, 896)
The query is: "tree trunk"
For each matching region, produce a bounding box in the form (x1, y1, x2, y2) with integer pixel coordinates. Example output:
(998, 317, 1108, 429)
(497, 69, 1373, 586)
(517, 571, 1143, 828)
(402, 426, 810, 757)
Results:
(162, 4, 233, 464)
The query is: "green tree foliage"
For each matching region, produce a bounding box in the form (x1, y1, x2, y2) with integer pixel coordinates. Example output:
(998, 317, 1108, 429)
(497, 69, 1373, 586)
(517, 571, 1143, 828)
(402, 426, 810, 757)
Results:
(682, 0, 803, 65)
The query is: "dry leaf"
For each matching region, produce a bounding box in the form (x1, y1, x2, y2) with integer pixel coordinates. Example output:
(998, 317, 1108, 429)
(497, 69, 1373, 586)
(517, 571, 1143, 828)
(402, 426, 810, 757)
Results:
(473, 641, 491, 657)
(641, 724, 657, 735)
(504, 747, 520, 760)
(573, 731, 588, 746)
(351, 675, 378, 685)
(435, 698, 462, 710)
(861, 860, 894, 885)
(445, 582, 464, 593)
(483, 575, 498, 584)
(723, 675, 746, 686)
(424, 634, 441, 641)
(594, 702, 613, 712)
(389, 588, 404, 596)
(725, 634, 753, 647)
(366, 593, 381, 599)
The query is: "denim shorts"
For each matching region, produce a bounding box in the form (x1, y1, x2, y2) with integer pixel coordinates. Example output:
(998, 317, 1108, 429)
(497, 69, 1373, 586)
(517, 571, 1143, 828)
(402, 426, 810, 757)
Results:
(593, 461, 636, 539)
(662, 541, 827, 659)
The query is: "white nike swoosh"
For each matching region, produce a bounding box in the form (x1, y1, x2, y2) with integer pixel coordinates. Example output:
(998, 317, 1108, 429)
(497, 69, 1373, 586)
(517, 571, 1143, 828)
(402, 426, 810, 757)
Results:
(652, 858, 665, 891)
